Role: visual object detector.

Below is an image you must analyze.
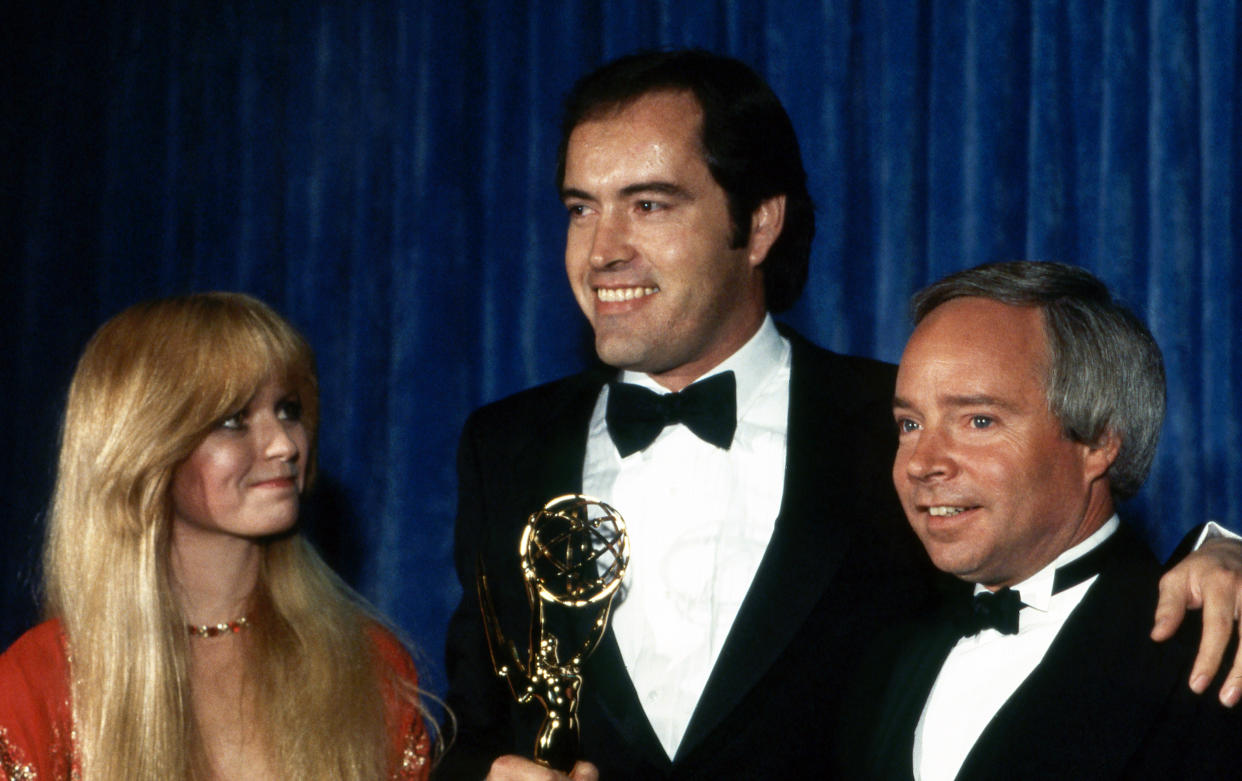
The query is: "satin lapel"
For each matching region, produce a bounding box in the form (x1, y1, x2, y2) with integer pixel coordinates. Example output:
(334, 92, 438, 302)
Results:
(515, 372, 605, 512)
(513, 370, 607, 634)
(480, 373, 604, 654)
(864, 617, 961, 780)
(676, 336, 866, 754)
(520, 368, 672, 770)
(957, 528, 1177, 780)
(582, 626, 676, 774)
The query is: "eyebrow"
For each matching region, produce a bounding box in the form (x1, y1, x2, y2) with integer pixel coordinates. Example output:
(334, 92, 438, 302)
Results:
(560, 180, 690, 202)
(619, 181, 688, 198)
(560, 187, 593, 202)
(892, 393, 1020, 412)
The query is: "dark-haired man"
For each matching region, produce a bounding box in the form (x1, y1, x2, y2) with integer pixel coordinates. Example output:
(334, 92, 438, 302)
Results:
(438, 51, 1242, 781)
(839, 262, 1240, 779)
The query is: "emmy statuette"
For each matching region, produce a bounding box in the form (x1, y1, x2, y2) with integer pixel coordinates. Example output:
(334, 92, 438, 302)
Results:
(477, 494, 630, 772)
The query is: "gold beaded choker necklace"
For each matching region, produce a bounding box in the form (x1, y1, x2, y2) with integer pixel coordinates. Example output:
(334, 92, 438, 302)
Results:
(186, 616, 250, 639)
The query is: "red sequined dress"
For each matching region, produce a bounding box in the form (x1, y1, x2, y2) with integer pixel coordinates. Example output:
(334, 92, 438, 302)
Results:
(0, 620, 430, 780)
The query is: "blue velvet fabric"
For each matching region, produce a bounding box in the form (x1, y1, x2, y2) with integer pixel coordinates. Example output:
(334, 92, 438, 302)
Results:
(2, 1, 1239, 700)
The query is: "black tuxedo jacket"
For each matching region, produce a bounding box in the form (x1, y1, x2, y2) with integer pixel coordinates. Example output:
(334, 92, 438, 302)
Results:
(839, 523, 1242, 780)
(436, 327, 941, 779)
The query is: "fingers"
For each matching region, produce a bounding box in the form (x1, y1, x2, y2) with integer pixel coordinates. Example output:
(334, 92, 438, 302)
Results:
(1151, 568, 1195, 642)
(486, 755, 567, 781)
(1187, 592, 1233, 695)
(1188, 551, 1242, 705)
(1217, 643, 1242, 708)
(485, 756, 601, 781)
(569, 761, 601, 781)
(1155, 539, 1242, 704)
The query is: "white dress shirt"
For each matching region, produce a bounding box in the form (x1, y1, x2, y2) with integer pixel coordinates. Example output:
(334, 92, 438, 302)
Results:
(582, 315, 791, 759)
(913, 516, 1121, 781)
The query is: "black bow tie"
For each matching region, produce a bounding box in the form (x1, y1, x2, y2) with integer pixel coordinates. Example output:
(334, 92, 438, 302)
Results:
(605, 371, 737, 458)
(958, 587, 1024, 637)
(955, 533, 1117, 638)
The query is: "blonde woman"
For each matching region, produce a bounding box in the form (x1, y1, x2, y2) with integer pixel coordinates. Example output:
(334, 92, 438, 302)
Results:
(0, 293, 431, 780)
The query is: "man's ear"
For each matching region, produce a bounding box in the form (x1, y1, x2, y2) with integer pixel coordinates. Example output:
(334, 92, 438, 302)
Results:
(1084, 429, 1121, 483)
(747, 194, 786, 267)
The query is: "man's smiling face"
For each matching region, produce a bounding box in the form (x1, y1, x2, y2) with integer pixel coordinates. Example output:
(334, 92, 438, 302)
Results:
(560, 90, 768, 392)
(892, 297, 1110, 589)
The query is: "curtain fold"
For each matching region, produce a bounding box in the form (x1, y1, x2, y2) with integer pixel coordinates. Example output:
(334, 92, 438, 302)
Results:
(3, 1, 1239, 696)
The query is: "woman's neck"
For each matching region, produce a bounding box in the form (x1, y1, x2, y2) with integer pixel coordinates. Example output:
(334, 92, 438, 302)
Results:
(170, 523, 263, 625)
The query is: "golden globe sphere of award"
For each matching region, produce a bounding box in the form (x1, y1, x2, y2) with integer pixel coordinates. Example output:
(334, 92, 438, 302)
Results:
(477, 494, 630, 772)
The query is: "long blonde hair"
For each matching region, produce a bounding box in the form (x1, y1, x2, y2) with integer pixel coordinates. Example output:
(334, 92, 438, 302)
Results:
(43, 292, 406, 780)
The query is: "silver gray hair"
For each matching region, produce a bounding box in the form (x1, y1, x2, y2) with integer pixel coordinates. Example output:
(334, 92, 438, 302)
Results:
(911, 261, 1165, 501)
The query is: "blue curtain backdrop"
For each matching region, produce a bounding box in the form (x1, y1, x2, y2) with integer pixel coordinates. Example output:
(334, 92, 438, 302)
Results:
(3, 1, 1240, 699)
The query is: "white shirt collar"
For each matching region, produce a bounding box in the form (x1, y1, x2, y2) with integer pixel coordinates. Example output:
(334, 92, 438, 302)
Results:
(589, 316, 791, 757)
(977, 514, 1121, 612)
(619, 314, 787, 418)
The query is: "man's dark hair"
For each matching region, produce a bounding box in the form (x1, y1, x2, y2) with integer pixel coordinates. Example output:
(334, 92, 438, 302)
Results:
(912, 261, 1166, 502)
(556, 49, 814, 313)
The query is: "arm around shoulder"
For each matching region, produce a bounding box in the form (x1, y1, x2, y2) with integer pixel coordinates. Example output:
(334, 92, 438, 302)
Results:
(1153, 523, 1242, 705)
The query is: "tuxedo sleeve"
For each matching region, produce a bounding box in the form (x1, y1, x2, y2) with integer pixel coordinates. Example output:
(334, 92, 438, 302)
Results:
(1163, 522, 1242, 567)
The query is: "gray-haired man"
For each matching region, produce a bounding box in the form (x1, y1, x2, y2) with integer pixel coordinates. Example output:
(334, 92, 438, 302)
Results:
(841, 261, 1240, 780)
